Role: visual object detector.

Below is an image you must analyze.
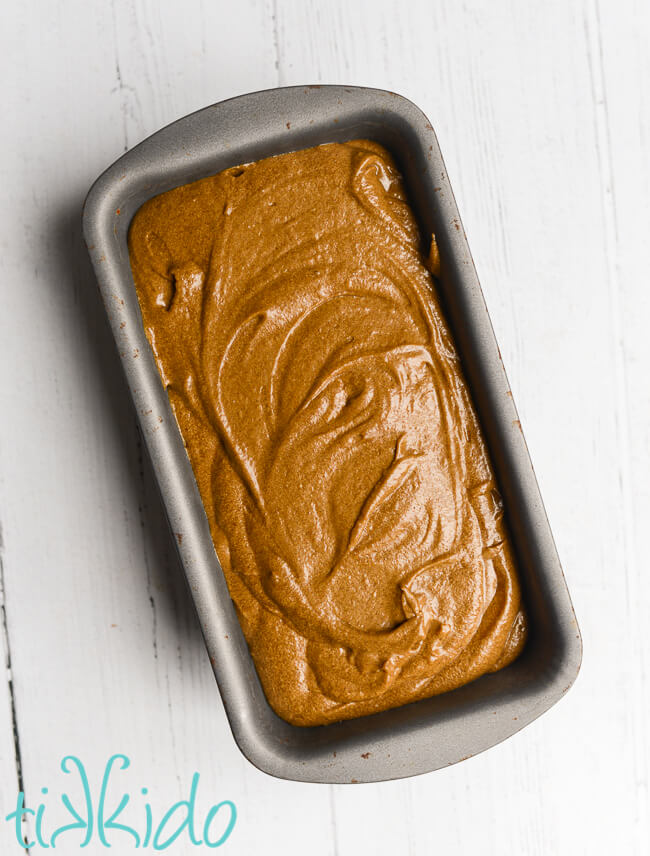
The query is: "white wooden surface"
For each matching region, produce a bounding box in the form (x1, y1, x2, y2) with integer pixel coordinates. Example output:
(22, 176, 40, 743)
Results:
(1, 0, 649, 852)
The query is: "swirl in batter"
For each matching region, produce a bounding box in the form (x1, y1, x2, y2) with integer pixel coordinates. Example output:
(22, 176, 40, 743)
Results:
(128, 140, 526, 725)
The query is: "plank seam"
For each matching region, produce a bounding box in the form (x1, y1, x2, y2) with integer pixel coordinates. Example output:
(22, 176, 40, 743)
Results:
(0, 523, 30, 854)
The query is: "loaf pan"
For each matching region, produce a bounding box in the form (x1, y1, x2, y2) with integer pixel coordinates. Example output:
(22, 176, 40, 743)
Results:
(82, 85, 582, 783)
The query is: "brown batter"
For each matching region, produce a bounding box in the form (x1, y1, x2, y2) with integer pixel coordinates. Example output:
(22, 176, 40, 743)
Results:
(128, 140, 527, 726)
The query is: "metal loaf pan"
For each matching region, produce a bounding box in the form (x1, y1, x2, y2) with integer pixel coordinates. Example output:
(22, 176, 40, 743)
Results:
(83, 86, 582, 784)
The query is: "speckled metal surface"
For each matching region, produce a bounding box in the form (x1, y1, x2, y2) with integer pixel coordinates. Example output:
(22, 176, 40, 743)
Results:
(82, 85, 582, 784)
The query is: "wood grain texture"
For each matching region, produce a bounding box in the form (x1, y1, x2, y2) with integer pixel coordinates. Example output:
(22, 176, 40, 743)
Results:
(0, 0, 648, 853)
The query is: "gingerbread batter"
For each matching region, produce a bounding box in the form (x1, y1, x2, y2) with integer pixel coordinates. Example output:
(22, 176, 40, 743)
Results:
(128, 140, 526, 725)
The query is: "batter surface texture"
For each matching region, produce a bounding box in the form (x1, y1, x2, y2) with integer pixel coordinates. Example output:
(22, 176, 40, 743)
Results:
(128, 140, 526, 725)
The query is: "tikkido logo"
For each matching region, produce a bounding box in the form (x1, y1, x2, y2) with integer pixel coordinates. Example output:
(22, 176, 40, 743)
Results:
(4, 755, 237, 850)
